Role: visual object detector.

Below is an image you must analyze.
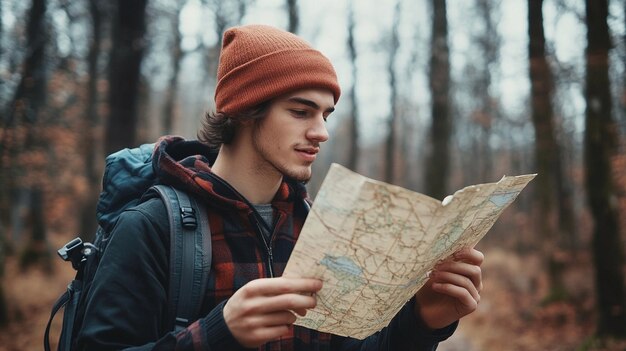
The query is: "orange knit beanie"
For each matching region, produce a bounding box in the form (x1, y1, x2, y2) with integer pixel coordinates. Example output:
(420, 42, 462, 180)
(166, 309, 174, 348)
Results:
(215, 24, 341, 115)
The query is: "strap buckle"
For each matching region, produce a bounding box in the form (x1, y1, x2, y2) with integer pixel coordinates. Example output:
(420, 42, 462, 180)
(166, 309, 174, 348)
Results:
(57, 238, 98, 271)
(180, 206, 197, 229)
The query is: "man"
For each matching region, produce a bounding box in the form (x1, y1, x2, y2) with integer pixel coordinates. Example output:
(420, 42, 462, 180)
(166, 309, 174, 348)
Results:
(77, 24, 483, 350)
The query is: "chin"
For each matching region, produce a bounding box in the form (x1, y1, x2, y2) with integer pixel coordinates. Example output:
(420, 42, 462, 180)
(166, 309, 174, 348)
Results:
(282, 165, 313, 182)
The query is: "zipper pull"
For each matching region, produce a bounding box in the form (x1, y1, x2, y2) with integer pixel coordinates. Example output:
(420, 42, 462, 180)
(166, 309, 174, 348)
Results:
(267, 246, 275, 277)
(253, 219, 274, 278)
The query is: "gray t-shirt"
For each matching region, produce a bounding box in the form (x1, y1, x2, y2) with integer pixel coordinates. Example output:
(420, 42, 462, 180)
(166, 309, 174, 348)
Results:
(253, 204, 274, 241)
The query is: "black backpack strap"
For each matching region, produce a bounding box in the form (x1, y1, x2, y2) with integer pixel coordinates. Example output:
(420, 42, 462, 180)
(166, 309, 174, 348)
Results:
(44, 284, 74, 351)
(44, 237, 96, 351)
(151, 185, 212, 333)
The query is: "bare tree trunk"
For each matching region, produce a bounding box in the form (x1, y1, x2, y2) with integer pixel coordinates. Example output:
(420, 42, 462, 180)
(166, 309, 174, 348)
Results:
(7, 0, 51, 270)
(79, 0, 105, 239)
(286, 0, 299, 34)
(346, 0, 359, 172)
(622, 1, 626, 135)
(476, 0, 500, 182)
(528, 0, 571, 301)
(136, 78, 151, 143)
(0, 0, 3, 107)
(0, 218, 6, 325)
(6, 0, 48, 143)
(528, 0, 556, 229)
(0, 0, 2, 53)
(205, 0, 252, 74)
(105, 0, 148, 155)
(384, 1, 400, 184)
(556, 153, 577, 251)
(162, 3, 184, 134)
(584, 0, 626, 337)
(19, 185, 50, 270)
(237, 0, 249, 21)
(424, 0, 451, 200)
(0, 0, 10, 229)
(0, 289, 5, 327)
(462, 0, 500, 187)
(202, 0, 248, 97)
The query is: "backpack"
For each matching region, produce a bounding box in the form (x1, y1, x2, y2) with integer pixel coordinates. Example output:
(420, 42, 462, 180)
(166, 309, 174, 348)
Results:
(43, 143, 212, 351)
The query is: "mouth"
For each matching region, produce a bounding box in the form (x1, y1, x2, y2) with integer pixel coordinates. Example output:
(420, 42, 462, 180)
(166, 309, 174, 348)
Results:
(295, 146, 319, 162)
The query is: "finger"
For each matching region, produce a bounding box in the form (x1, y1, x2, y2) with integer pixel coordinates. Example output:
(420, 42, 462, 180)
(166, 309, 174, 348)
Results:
(246, 277, 323, 297)
(453, 248, 484, 266)
(430, 270, 480, 302)
(292, 308, 308, 316)
(432, 282, 480, 311)
(245, 325, 291, 347)
(252, 293, 318, 314)
(434, 261, 482, 291)
(244, 310, 298, 328)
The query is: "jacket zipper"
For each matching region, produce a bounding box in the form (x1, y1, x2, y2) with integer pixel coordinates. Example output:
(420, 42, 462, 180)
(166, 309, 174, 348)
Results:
(208, 173, 291, 349)
(251, 217, 277, 351)
(251, 210, 285, 279)
(208, 173, 278, 278)
(252, 216, 274, 278)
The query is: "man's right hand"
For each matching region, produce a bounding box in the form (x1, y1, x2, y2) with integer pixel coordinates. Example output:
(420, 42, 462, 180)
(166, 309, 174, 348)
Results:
(223, 277, 323, 348)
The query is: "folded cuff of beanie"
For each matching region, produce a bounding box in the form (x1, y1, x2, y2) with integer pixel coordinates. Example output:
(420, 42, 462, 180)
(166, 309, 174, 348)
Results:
(215, 48, 340, 114)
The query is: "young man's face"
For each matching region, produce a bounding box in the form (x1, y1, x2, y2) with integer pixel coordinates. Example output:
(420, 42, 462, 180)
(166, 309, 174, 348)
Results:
(250, 88, 335, 182)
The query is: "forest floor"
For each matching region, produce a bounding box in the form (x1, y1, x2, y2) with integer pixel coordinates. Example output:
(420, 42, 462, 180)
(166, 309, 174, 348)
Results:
(0, 237, 625, 351)
(439, 248, 626, 351)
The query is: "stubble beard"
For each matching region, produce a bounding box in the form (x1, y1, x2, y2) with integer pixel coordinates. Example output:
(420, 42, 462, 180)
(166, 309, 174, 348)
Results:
(251, 130, 313, 182)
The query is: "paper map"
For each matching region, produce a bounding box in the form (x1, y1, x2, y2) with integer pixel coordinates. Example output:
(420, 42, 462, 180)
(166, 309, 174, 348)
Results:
(283, 163, 535, 339)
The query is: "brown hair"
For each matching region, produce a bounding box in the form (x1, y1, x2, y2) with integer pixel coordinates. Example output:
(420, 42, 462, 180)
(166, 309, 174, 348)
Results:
(198, 101, 270, 148)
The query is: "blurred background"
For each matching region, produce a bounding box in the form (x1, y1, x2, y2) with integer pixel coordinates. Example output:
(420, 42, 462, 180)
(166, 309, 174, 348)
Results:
(1, 0, 625, 350)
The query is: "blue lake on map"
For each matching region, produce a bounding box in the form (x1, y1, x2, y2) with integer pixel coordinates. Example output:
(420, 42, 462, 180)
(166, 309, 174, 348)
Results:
(489, 192, 517, 207)
(321, 255, 364, 277)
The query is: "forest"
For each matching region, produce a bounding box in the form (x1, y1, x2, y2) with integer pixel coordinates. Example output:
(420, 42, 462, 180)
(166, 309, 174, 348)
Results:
(0, 0, 625, 350)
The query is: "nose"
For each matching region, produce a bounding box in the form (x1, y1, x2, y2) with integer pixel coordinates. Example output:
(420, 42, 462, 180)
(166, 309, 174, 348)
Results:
(306, 115, 329, 143)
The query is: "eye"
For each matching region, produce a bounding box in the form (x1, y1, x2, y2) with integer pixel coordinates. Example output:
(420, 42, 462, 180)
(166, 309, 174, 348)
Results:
(290, 109, 308, 117)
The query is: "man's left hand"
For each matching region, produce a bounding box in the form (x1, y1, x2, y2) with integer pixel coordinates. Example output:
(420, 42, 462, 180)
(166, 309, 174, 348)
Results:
(414, 247, 484, 330)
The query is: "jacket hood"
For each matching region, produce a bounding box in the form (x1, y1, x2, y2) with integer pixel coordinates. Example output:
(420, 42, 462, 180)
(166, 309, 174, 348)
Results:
(152, 136, 309, 210)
